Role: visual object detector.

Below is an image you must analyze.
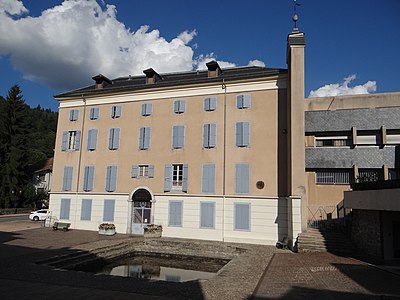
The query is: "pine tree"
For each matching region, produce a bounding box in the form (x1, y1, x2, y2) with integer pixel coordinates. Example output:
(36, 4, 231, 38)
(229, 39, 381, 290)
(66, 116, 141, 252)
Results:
(0, 85, 29, 209)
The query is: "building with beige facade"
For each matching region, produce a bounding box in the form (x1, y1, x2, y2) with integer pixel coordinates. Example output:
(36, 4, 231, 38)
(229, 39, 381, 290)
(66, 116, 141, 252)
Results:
(49, 29, 306, 247)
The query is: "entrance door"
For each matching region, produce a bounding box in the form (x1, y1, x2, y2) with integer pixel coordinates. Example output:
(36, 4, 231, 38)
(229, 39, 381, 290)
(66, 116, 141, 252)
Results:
(131, 189, 152, 235)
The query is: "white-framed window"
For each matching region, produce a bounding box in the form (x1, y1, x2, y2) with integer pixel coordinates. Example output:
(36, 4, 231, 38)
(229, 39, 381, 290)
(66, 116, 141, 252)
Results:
(164, 164, 188, 192)
(111, 105, 122, 118)
(315, 170, 350, 185)
(61, 130, 81, 151)
(89, 107, 99, 120)
(131, 164, 154, 178)
(173, 99, 186, 114)
(173, 164, 184, 188)
(69, 109, 79, 121)
(141, 103, 152, 116)
(236, 94, 251, 109)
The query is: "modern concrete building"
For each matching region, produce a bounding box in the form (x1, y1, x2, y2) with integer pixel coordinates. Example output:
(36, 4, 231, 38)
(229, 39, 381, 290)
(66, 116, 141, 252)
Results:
(49, 28, 307, 247)
(305, 92, 400, 227)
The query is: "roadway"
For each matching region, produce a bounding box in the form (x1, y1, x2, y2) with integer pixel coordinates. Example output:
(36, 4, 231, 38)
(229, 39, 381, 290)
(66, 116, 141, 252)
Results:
(0, 214, 42, 232)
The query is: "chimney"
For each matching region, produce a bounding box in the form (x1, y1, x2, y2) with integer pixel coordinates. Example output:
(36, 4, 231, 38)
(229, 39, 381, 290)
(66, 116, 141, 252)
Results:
(92, 74, 112, 89)
(143, 68, 162, 84)
(206, 60, 222, 78)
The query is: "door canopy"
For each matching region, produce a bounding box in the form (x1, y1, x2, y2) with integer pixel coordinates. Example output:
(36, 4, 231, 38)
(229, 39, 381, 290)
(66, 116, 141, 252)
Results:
(132, 188, 152, 202)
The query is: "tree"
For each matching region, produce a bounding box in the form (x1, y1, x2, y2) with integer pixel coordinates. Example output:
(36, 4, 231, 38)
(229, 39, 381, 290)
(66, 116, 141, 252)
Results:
(0, 85, 29, 209)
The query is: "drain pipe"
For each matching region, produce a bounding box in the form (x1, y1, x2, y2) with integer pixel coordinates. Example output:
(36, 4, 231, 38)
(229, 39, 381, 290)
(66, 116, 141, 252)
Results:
(74, 94, 87, 227)
(222, 79, 227, 241)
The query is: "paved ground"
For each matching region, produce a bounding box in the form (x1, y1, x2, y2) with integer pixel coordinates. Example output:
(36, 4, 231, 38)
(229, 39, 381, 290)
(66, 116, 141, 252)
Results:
(0, 217, 399, 299)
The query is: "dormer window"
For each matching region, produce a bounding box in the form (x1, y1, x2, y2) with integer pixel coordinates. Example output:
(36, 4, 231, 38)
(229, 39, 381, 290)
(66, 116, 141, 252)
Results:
(143, 68, 162, 84)
(206, 60, 222, 78)
(92, 74, 112, 89)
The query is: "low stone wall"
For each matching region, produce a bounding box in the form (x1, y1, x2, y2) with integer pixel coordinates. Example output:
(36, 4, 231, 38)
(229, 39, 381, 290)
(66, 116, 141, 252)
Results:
(350, 209, 382, 259)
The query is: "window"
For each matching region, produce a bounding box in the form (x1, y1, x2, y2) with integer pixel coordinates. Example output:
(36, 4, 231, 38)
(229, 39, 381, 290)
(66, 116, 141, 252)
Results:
(83, 166, 95, 191)
(108, 128, 120, 150)
(141, 103, 152, 116)
(235, 163, 250, 194)
(164, 164, 188, 192)
(315, 136, 351, 147)
(204, 97, 217, 111)
(236, 94, 251, 109)
(139, 127, 151, 150)
(80, 199, 92, 221)
(203, 124, 216, 148)
(60, 198, 71, 220)
(202, 164, 216, 193)
(234, 203, 250, 231)
(103, 199, 115, 222)
(131, 164, 154, 178)
(172, 125, 185, 149)
(105, 165, 117, 192)
(87, 129, 98, 151)
(61, 130, 81, 151)
(62, 166, 73, 191)
(168, 200, 183, 227)
(200, 202, 215, 229)
(358, 169, 383, 182)
(236, 122, 250, 147)
(69, 109, 79, 121)
(315, 170, 350, 185)
(111, 105, 122, 118)
(173, 99, 186, 114)
(89, 107, 99, 120)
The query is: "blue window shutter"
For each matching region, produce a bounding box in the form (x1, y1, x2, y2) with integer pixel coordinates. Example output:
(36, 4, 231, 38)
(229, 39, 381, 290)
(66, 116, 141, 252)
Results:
(236, 122, 243, 146)
(74, 130, 81, 150)
(141, 104, 146, 116)
(236, 95, 244, 109)
(103, 199, 115, 222)
(178, 126, 185, 148)
(87, 129, 98, 150)
(172, 126, 178, 148)
(131, 165, 139, 178)
(63, 166, 73, 191)
(169, 201, 182, 226)
(148, 165, 155, 178)
(60, 198, 71, 220)
(235, 163, 249, 194)
(210, 97, 217, 110)
(243, 122, 250, 146)
(164, 164, 172, 191)
(203, 124, 209, 148)
(139, 127, 145, 149)
(182, 164, 188, 192)
(202, 164, 215, 193)
(106, 166, 117, 192)
(209, 124, 216, 148)
(235, 203, 250, 230)
(108, 128, 113, 149)
(146, 103, 152, 116)
(61, 131, 68, 151)
(81, 199, 92, 221)
(94, 108, 99, 119)
(83, 166, 94, 191)
(243, 94, 251, 108)
(114, 128, 120, 149)
(173, 101, 179, 113)
(89, 108, 94, 119)
(116, 106, 121, 117)
(144, 127, 150, 149)
(180, 100, 186, 112)
(204, 98, 210, 111)
(200, 202, 215, 228)
(69, 110, 74, 121)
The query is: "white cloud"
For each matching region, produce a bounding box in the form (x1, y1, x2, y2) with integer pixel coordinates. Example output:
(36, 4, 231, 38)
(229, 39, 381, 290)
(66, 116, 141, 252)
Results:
(0, 0, 245, 91)
(0, 0, 28, 16)
(309, 74, 377, 98)
(247, 60, 265, 67)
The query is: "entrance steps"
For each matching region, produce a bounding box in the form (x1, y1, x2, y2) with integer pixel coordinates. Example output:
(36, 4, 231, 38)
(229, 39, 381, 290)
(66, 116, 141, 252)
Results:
(297, 228, 357, 255)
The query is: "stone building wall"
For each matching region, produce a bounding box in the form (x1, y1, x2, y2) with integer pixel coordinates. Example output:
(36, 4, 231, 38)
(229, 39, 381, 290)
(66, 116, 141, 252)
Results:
(351, 209, 382, 260)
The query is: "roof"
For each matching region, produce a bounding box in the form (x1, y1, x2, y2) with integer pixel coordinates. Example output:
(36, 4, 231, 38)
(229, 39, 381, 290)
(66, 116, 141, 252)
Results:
(55, 66, 287, 99)
(32, 157, 54, 174)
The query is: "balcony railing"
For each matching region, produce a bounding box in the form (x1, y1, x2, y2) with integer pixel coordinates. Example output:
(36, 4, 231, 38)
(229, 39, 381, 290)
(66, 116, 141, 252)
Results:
(351, 179, 400, 191)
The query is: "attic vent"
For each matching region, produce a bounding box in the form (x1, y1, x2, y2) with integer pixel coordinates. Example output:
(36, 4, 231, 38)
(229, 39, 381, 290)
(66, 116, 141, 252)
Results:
(143, 68, 162, 84)
(206, 60, 222, 78)
(92, 74, 112, 89)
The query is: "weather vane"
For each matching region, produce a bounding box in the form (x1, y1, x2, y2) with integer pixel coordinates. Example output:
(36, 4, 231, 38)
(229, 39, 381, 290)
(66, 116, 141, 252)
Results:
(293, 0, 301, 29)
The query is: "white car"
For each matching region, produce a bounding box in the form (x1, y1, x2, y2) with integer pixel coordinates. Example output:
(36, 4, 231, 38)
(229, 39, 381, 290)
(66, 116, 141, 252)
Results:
(29, 209, 50, 221)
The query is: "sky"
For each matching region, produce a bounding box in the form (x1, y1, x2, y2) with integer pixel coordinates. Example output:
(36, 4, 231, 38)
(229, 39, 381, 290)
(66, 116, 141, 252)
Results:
(0, 0, 399, 111)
